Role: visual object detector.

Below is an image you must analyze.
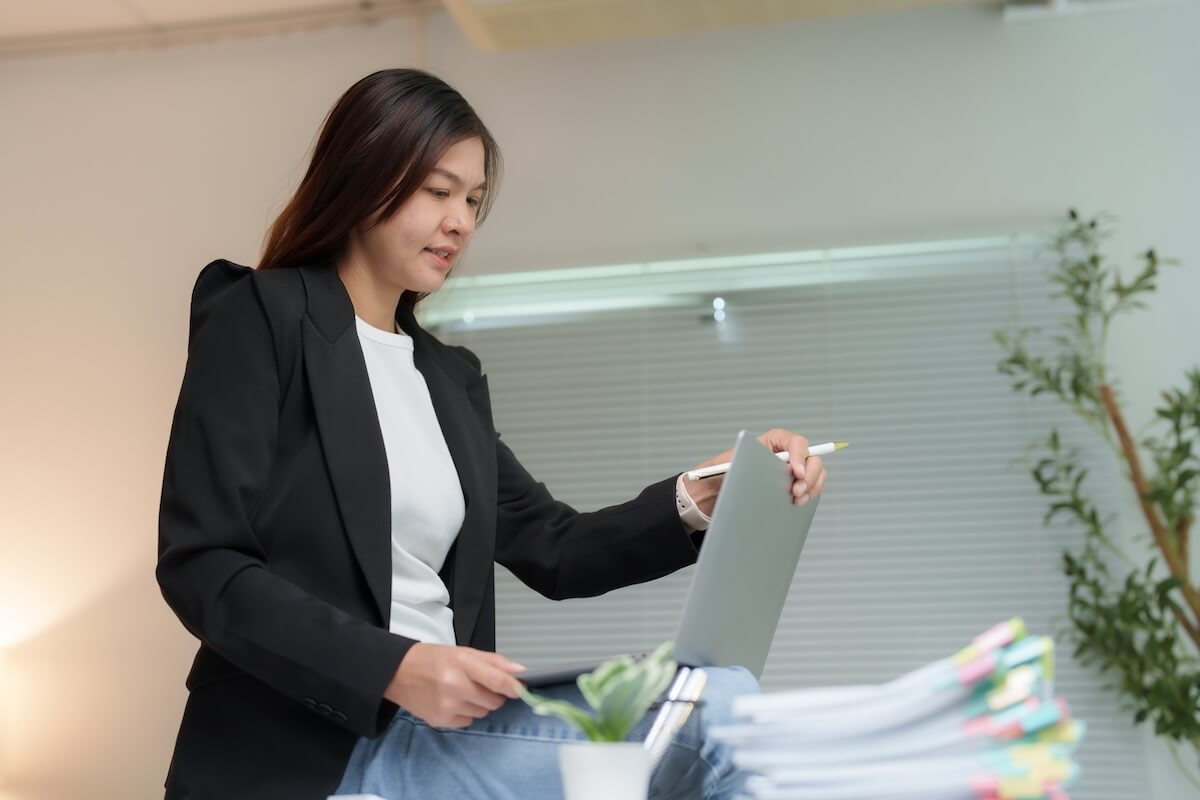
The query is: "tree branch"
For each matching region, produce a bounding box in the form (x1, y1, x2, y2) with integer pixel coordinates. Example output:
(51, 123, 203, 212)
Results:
(1098, 384, 1200, 621)
(1181, 514, 1192, 582)
(1100, 386, 1175, 559)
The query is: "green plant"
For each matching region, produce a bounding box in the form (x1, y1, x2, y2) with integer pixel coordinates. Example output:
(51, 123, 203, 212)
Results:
(517, 641, 678, 742)
(995, 210, 1200, 782)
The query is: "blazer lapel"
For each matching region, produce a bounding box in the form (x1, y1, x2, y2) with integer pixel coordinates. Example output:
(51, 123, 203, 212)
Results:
(299, 266, 393, 625)
(298, 265, 494, 644)
(401, 305, 495, 646)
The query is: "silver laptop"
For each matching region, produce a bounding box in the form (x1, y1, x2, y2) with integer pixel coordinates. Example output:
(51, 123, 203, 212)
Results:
(520, 430, 819, 687)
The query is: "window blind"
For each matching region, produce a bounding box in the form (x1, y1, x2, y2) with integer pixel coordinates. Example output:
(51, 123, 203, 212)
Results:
(433, 237, 1147, 798)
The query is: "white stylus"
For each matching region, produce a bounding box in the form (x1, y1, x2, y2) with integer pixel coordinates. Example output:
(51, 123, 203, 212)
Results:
(685, 441, 848, 481)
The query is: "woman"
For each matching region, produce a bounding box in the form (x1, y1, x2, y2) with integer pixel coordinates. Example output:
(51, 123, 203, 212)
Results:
(157, 68, 827, 799)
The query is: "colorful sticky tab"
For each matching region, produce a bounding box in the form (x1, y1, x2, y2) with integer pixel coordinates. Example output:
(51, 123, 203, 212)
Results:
(955, 618, 1027, 666)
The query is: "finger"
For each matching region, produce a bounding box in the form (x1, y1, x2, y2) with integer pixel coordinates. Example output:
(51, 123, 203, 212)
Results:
(449, 655, 513, 708)
(459, 681, 510, 713)
(468, 657, 525, 700)
(795, 467, 827, 506)
(478, 649, 527, 673)
(792, 449, 818, 492)
(758, 429, 806, 453)
(467, 668, 515, 707)
(809, 468, 828, 498)
(789, 435, 810, 480)
(756, 428, 791, 454)
(464, 657, 524, 700)
(804, 456, 823, 488)
(440, 714, 476, 729)
(757, 429, 808, 475)
(792, 479, 808, 502)
(461, 695, 503, 718)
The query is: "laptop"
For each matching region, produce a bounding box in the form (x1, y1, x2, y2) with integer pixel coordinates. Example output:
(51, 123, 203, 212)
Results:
(519, 430, 819, 687)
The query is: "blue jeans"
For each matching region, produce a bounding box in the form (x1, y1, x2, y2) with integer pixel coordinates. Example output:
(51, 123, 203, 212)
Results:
(333, 665, 759, 800)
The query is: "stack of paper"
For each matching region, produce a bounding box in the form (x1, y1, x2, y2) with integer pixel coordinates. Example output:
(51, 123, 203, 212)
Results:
(712, 619, 1085, 800)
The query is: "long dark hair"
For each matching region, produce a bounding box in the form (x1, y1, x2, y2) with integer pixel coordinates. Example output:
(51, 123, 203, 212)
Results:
(258, 68, 501, 310)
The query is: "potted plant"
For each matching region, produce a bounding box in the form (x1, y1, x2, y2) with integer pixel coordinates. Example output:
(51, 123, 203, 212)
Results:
(517, 641, 678, 800)
(995, 210, 1200, 785)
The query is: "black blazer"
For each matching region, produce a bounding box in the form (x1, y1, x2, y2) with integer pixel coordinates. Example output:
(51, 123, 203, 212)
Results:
(156, 260, 703, 799)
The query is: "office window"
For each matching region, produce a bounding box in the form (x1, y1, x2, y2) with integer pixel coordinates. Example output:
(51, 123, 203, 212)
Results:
(433, 237, 1146, 798)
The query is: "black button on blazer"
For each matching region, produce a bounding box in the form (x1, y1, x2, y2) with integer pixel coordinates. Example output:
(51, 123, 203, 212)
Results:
(156, 260, 702, 799)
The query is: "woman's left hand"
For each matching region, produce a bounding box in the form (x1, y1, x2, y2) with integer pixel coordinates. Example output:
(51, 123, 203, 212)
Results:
(683, 428, 827, 517)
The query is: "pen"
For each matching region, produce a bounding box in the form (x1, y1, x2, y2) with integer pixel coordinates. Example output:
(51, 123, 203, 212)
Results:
(685, 441, 848, 481)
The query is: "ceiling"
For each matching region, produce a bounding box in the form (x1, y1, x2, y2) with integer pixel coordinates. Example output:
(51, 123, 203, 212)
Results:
(0, 0, 999, 58)
(0, 1, 1166, 58)
(0, 0, 438, 57)
(438, 0, 991, 50)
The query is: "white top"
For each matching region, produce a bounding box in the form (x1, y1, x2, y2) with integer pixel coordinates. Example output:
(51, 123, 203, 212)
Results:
(355, 316, 465, 646)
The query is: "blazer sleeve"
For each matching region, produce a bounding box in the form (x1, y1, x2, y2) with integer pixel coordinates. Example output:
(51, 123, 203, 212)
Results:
(156, 261, 411, 738)
(493, 440, 702, 600)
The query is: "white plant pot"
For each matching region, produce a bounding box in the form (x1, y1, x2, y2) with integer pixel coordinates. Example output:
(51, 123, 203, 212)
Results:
(558, 741, 654, 800)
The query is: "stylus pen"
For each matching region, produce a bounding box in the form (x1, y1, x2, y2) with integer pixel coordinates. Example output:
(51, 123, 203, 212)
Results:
(685, 441, 848, 481)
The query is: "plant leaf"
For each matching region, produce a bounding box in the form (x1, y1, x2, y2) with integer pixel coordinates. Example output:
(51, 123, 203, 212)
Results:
(517, 685, 604, 740)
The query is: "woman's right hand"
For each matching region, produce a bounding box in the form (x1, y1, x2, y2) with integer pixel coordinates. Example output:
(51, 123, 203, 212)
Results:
(384, 643, 526, 728)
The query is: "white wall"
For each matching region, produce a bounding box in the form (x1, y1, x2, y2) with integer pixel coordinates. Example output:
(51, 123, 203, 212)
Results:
(0, 4, 1196, 797)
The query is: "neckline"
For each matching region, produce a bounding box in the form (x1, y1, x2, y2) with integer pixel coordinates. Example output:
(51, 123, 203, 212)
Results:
(355, 316, 414, 350)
